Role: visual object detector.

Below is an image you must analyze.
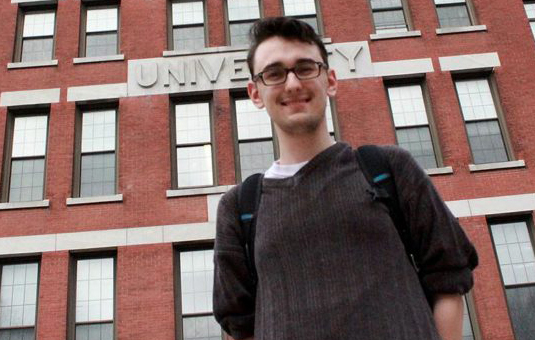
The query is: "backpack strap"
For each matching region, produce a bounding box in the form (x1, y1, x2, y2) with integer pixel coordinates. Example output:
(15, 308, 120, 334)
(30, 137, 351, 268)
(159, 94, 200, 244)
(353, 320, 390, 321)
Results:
(237, 173, 264, 284)
(355, 145, 419, 271)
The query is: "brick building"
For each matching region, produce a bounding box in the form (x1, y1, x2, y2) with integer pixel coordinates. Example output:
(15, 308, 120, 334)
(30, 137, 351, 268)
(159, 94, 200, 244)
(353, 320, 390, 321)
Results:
(0, 0, 534, 339)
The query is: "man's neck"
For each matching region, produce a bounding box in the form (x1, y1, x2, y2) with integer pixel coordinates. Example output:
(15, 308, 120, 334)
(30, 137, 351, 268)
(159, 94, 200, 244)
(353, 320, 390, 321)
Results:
(276, 127, 334, 165)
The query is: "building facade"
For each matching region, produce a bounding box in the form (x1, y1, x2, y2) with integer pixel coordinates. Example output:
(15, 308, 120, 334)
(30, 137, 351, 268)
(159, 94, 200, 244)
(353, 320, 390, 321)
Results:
(0, 0, 534, 339)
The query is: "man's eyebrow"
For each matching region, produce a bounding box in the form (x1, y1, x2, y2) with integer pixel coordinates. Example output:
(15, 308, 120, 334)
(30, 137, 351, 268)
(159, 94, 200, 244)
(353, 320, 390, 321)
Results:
(261, 58, 317, 70)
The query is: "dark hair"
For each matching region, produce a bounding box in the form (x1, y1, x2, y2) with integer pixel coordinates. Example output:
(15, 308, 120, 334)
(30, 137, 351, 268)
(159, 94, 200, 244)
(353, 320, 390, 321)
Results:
(246, 17, 329, 77)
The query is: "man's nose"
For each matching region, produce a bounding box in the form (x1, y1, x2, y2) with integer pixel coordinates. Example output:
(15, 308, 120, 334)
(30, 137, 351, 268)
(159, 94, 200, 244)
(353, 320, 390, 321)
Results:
(284, 70, 303, 90)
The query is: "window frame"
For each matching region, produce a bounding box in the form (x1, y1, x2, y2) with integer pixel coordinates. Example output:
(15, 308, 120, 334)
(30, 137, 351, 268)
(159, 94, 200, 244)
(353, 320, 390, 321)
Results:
(174, 243, 223, 340)
(384, 78, 444, 169)
(281, 0, 324, 36)
(433, 0, 478, 28)
(13, 4, 57, 63)
(452, 73, 514, 165)
(224, 0, 263, 46)
(169, 94, 217, 190)
(167, 0, 208, 51)
(79, 1, 120, 58)
(524, 1, 535, 39)
(0, 256, 41, 340)
(488, 215, 535, 340)
(231, 92, 279, 183)
(67, 251, 117, 340)
(1, 108, 50, 203)
(368, 0, 413, 34)
(72, 102, 119, 198)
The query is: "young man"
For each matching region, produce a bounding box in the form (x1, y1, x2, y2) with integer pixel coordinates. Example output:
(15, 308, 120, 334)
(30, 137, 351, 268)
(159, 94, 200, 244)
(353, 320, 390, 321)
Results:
(213, 17, 478, 340)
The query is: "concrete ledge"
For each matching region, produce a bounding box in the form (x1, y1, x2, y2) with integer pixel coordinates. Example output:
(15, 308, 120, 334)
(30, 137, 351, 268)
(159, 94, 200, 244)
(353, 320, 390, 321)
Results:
(425, 166, 454, 176)
(166, 185, 233, 197)
(0, 200, 49, 210)
(0, 88, 60, 107)
(56, 229, 126, 251)
(0, 234, 56, 256)
(370, 30, 422, 41)
(469, 160, 525, 172)
(436, 25, 487, 35)
(12, 0, 58, 3)
(163, 46, 247, 57)
(73, 54, 125, 64)
(66, 194, 123, 206)
(163, 222, 215, 243)
(67, 83, 127, 102)
(373, 58, 434, 77)
(7, 60, 58, 69)
(439, 52, 500, 72)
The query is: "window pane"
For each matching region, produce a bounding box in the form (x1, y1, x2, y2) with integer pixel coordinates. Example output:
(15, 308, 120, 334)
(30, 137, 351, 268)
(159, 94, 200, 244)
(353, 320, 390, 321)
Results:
(437, 4, 471, 27)
(173, 1, 204, 25)
(173, 26, 205, 51)
(9, 159, 45, 202)
(76, 258, 114, 323)
(388, 85, 429, 127)
(21, 37, 53, 62)
(80, 153, 116, 197)
(86, 8, 118, 33)
(0, 263, 38, 329)
(396, 127, 438, 169)
(12, 116, 48, 158)
(0, 328, 35, 340)
(175, 103, 211, 144)
(283, 0, 317, 16)
(180, 250, 214, 314)
(325, 99, 335, 134)
(176, 146, 213, 187)
(455, 79, 497, 121)
(23, 12, 55, 37)
(230, 22, 254, 46)
(76, 322, 113, 340)
(183, 315, 221, 340)
(82, 110, 116, 153)
(236, 99, 272, 139)
(373, 9, 407, 33)
(227, 0, 260, 21)
(462, 295, 475, 340)
(297, 16, 319, 33)
(370, 0, 402, 10)
(86, 33, 118, 57)
(530, 22, 535, 38)
(466, 121, 508, 164)
(505, 285, 535, 340)
(525, 3, 535, 19)
(239, 141, 275, 180)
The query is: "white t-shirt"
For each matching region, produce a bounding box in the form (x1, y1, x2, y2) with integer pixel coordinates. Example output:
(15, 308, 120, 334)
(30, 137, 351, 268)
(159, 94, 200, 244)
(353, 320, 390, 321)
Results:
(264, 160, 309, 179)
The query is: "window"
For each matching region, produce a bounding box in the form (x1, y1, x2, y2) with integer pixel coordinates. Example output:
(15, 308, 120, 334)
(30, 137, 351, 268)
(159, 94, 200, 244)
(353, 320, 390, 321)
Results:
(282, 0, 320, 33)
(524, 1, 535, 39)
(226, 0, 261, 46)
(176, 249, 222, 340)
(81, 4, 119, 57)
(490, 219, 535, 340)
(170, 1, 206, 51)
(73, 256, 115, 340)
(0, 261, 40, 340)
(172, 101, 214, 188)
(234, 98, 276, 181)
(74, 107, 117, 198)
(2, 113, 49, 203)
(369, 0, 409, 33)
(434, 0, 474, 28)
(14, 8, 56, 62)
(454, 78, 510, 164)
(462, 294, 478, 340)
(386, 83, 440, 169)
(325, 99, 337, 141)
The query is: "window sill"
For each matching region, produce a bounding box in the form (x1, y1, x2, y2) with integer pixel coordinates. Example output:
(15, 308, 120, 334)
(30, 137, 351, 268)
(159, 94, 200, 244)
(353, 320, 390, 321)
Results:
(66, 194, 123, 206)
(370, 30, 422, 41)
(7, 60, 58, 69)
(469, 160, 525, 172)
(0, 200, 50, 210)
(425, 166, 454, 176)
(73, 54, 125, 64)
(436, 25, 487, 35)
(166, 185, 233, 198)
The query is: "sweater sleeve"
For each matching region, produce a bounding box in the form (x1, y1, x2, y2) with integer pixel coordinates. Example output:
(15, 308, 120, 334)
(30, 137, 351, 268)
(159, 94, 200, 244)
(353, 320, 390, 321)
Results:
(383, 146, 478, 296)
(213, 186, 256, 339)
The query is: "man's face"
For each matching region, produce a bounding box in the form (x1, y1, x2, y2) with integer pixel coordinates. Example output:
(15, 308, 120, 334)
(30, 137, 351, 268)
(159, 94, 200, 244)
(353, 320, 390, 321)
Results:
(247, 37, 337, 135)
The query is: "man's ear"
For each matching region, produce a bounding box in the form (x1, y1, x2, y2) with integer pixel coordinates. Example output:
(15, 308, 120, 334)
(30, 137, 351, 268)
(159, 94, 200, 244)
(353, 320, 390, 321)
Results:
(326, 69, 338, 98)
(247, 81, 265, 109)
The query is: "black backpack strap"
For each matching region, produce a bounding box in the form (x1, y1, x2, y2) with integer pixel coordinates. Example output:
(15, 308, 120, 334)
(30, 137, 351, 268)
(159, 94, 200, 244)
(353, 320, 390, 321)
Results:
(355, 145, 419, 271)
(237, 173, 264, 284)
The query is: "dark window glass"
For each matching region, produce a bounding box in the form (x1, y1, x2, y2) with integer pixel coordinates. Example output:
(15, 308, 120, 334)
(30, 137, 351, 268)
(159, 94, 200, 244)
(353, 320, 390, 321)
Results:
(396, 127, 438, 169)
(172, 1, 205, 51)
(239, 141, 275, 180)
(229, 22, 254, 46)
(436, 4, 471, 27)
(80, 153, 116, 197)
(21, 38, 54, 62)
(86, 33, 117, 58)
(173, 26, 205, 51)
(19, 11, 55, 62)
(505, 285, 535, 340)
(84, 7, 118, 57)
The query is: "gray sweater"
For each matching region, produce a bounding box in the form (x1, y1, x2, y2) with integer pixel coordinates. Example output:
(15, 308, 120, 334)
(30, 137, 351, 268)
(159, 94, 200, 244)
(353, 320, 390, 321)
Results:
(213, 143, 478, 340)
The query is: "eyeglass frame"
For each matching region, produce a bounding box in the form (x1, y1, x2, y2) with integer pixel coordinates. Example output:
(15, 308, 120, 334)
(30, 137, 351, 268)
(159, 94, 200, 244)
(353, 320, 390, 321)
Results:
(252, 60, 328, 86)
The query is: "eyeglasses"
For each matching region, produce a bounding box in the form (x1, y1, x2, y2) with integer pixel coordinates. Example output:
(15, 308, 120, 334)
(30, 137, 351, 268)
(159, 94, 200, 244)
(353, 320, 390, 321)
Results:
(252, 60, 327, 86)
